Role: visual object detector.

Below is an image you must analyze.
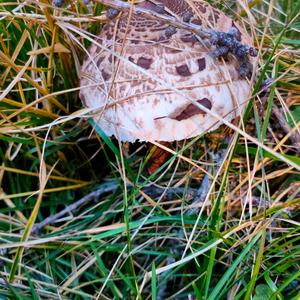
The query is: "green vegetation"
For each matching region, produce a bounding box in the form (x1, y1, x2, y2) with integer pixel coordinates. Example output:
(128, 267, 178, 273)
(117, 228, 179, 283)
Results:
(0, 0, 299, 299)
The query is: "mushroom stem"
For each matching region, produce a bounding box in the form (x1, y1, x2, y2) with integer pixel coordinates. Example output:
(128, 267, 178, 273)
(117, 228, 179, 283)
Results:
(147, 142, 171, 174)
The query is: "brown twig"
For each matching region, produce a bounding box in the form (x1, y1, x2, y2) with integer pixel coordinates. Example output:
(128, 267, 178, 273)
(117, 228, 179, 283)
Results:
(272, 104, 300, 152)
(32, 183, 117, 233)
(32, 184, 196, 234)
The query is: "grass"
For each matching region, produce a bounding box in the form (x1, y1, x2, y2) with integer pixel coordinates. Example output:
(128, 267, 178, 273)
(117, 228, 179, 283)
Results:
(0, 0, 300, 299)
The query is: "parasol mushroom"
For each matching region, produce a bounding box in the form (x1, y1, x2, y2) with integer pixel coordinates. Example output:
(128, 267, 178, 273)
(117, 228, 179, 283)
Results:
(79, 0, 256, 143)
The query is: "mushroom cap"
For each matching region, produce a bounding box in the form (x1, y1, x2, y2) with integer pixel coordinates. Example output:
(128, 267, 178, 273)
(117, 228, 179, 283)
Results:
(80, 0, 254, 142)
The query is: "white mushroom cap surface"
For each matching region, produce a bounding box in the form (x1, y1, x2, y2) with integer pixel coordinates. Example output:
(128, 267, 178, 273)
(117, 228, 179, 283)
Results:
(80, 0, 254, 142)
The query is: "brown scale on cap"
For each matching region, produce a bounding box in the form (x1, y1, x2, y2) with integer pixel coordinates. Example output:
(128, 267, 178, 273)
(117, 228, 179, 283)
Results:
(80, 0, 255, 142)
(197, 58, 206, 71)
(171, 98, 212, 121)
(176, 64, 192, 77)
(136, 57, 153, 69)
